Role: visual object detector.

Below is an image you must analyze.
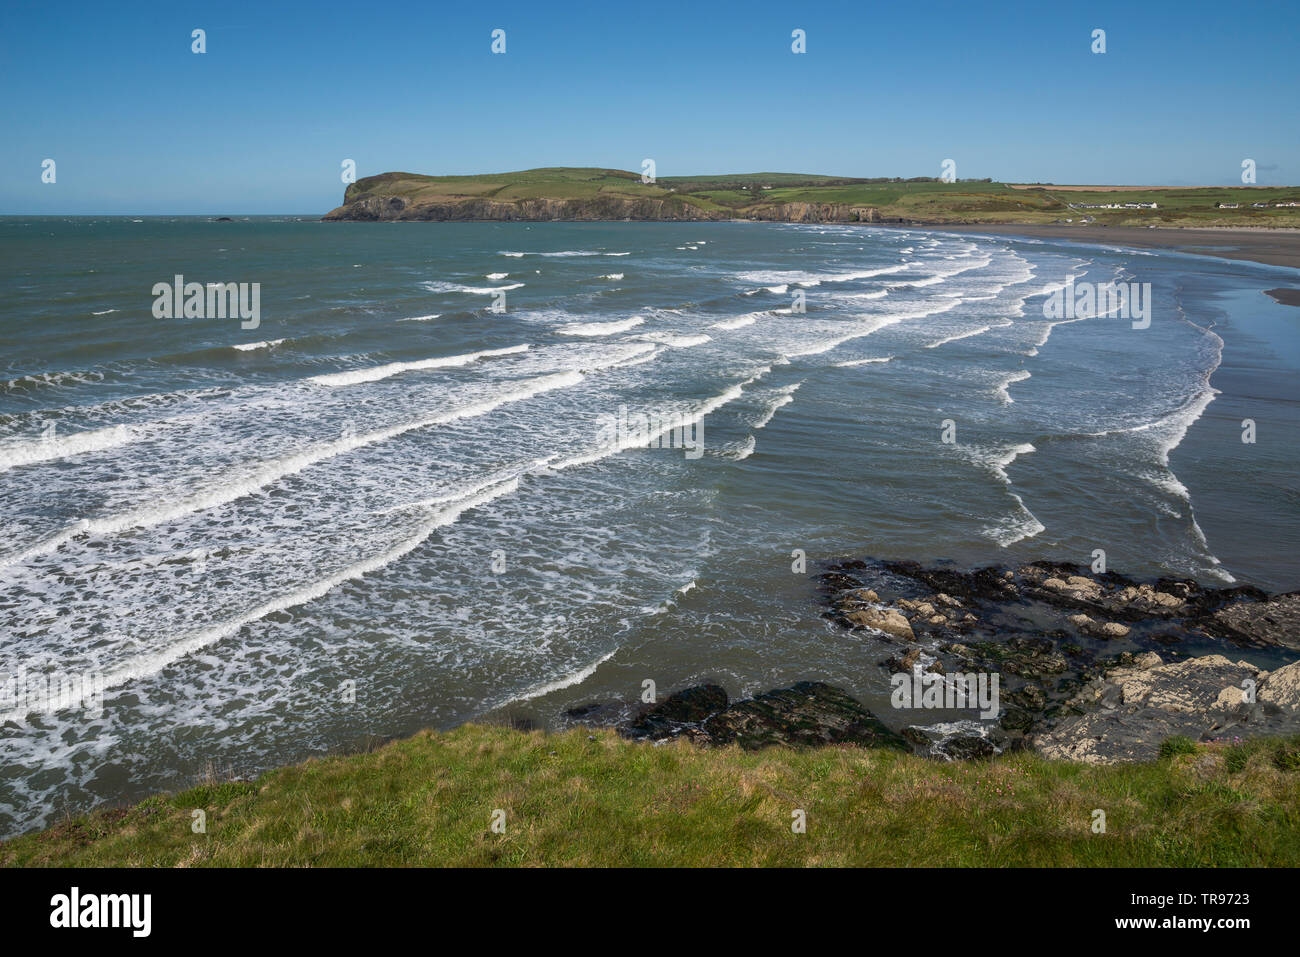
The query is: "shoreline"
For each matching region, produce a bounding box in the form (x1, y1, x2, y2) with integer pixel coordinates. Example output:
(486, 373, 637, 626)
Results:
(8, 218, 1298, 856)
(911, 223, 1300, 271)
(7, 562, 1296, 847)
(323, 216, 1300, 271)
(1265, 287, 1300, 306)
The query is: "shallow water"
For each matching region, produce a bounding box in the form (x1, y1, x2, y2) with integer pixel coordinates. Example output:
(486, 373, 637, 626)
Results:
(1, 218, 1296, 836)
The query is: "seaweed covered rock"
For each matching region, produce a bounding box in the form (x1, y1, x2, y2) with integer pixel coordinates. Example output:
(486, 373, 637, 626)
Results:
(619, 681, 908, 752)
(702, 682, 911, 751)
(619, 684, 728, 740)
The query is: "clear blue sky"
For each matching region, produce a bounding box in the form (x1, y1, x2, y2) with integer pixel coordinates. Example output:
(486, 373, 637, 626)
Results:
(2, 0, 1296, 213)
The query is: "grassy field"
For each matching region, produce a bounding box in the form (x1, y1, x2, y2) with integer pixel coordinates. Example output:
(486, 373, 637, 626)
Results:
(334, 168, 1300, 227)
(5, 726, 1299, 867)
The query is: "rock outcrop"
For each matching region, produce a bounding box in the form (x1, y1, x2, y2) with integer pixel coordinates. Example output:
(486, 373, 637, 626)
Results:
(323, 194, 889, 224)
(1032, 655, 1300, 763)
(618, 681, 909, 752)
(817, 557, 1300, 760)
(324, 194, 722, 222)
(1210, 593, 1300, 650)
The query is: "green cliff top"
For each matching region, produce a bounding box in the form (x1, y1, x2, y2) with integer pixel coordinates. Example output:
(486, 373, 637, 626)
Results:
(327, 167, 1300, 226)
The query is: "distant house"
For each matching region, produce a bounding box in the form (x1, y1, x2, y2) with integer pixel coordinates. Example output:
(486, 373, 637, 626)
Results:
(1276, 201, 1299, 207)
(1218, 202, 1239, 209)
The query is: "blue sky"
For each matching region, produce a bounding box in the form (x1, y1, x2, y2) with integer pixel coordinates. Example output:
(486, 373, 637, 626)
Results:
(2, 0, 1296, 213)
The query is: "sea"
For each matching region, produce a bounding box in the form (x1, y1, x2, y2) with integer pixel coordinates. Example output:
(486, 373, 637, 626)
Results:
(1, 217, 1297, 836)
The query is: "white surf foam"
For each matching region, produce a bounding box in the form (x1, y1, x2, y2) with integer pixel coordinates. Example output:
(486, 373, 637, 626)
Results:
(752, 383, 801, 429)
(2, 369, 105, 391)
(557, 316, 644, 336)
(548, 367, 770, 471)
(834, 356, 894, 368)
(962, 443, 1044, 546)
(308, 344, 529, 388)
(712, 311, 769, 330)
(786, 300, 962, 359)
(504, 647, 621, 704)
(837, 290, 891, 301)
(635, 332, 712, 348)
(0, 424, 137, 474)
(60, 478, 526, 702)
(498, 250, 628, 258)
(420, 281, 525, 294)
(736, 263, 910, 289)
(1, 371, 584, 568)
(996, 370, 1033, 404)
(717, 435, 757, 460)
(926, 322, 1012, 349)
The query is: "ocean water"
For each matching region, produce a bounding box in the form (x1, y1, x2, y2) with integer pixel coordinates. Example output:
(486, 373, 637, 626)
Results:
(1, 218, 1297, 835)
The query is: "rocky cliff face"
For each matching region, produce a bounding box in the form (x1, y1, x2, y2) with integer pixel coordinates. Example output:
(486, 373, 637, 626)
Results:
(745, 202, 885, 223)
(322, 194, 889, 224)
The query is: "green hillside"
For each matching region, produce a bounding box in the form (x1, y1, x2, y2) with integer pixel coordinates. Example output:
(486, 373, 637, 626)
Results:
(5, 725, 1299, 867)
(324, 168, 1300, 227)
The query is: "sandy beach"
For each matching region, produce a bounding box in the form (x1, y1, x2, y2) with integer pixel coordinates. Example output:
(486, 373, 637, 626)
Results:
(932, 224, 1300, 271)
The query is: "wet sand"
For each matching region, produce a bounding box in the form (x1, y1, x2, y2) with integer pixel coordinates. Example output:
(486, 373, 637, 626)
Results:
(930, 224, 1300, 271)
(1265, 288, 1300, 306)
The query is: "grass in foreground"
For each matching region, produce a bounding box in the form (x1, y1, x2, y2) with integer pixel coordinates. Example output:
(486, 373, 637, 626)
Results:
(4, 727, 1299, 867)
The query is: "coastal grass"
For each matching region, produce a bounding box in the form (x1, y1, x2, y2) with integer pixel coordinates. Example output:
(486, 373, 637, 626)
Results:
(5, 728, 1300, 867)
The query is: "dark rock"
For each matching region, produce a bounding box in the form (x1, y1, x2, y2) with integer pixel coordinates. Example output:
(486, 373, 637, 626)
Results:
(815, 572, 863, 593)
(701, 681, 910, 751)
(997, 637, 1069, 678)
(1000, 708, 1035, 733)
(619, 684, 728, 740)
(940, 734, 996, 760)
(1009, 685, 1047, 712)
(1206, 593, 1300, 650)
(883, 560, 1015, 602)
(902, 727, 931, 747)
(828, 559, 869, 572)
(884, 647, 923, 673)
